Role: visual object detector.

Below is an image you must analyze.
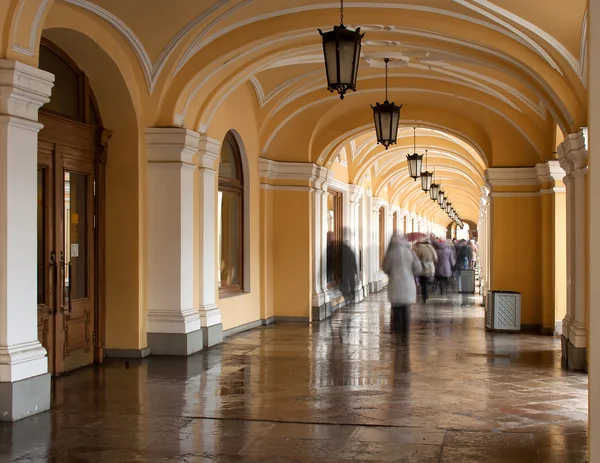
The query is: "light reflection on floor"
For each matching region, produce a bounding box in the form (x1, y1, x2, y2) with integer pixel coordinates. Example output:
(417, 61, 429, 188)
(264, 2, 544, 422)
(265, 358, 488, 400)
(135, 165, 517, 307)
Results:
(0, 291, 588, 462)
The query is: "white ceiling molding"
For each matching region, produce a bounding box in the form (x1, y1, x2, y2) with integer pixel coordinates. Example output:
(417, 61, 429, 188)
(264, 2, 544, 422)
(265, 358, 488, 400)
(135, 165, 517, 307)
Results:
(363, 147, 484, 183)
(400, 185, 479, 214)
(12, 0, 49, 57)
(453, 0, 563, 76)
(175, 35, 316, 130)
(458, 0, 584, 84)
(65, 0, 237, 93)
(269, 71, 528, 122)
(317, 121, 487, 169)
(176, 2, 560, 77)
(248, 76, 265, 106)
(262, 87, 541, 157)
(379, 165, 481, 197)
(352, 141, 485, 182)
(254, 29, 570, 131)
(580, 9, 588, 89)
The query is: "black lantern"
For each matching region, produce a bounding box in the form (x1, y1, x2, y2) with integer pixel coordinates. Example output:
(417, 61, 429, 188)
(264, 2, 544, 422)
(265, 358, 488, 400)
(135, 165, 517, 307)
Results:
(406, 127, 423, 180)
(318, 0, 364, 100)
(442, 196, 448, 210)
(446, 201, 452, 214)
(421, 149, 433, 192)
(372, 58, 402, 149)
(430, 172, 440, 201)
(437, 189, 445, 206)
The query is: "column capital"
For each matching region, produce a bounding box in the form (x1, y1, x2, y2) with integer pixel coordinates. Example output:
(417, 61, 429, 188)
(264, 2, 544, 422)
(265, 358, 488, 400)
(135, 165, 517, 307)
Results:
(146, 127, 199, 165)
(259, 159, 333, 191)
(558, 130, 588, 175)
(196, 136, 220, 170)
(0, 60, 53, 120)
(348, 184, 364, 203)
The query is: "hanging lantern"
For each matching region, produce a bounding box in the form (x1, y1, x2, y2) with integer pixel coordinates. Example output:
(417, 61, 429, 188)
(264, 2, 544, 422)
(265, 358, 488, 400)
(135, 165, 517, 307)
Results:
(441, 196, 448, 210)
(406, 127, 422, 180)
(437, 189, 445, 206)
(421, 149, 433, 192)
(318, 0, 364, 100)
(430, 171, 440, 201)
(372, 58, 402, 149)
(430, 183, 440, 201)
(446, 201, 452, 214)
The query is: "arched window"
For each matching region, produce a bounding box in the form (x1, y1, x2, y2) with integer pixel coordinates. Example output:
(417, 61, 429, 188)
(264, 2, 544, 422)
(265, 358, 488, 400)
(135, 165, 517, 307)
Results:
(218, 132, 244, 294)
(39, 38, 102, 126)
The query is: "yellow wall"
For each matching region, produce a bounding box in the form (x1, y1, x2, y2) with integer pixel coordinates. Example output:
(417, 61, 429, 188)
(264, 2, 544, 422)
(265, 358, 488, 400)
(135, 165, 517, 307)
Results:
(554, 190, 567, 327)
(331, 161, 349, 184)
(491, 195, 542, 326)
(272, 190, 312, 319)
(208, 83, 263, 331)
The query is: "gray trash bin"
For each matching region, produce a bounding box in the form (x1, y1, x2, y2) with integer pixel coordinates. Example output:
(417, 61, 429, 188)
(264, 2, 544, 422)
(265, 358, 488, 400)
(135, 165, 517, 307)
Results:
(458, 269, 475, 294)
(486, 290, 521, 332)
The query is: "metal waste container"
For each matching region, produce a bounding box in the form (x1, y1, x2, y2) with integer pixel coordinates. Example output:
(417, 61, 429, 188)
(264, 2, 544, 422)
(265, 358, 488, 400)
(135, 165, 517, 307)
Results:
(458, 269, 476, 294)
(486, 290, 521, 332)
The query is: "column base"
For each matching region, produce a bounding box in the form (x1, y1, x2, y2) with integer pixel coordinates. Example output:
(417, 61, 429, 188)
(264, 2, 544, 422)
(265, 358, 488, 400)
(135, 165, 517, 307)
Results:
(202, 324, 223, 348)
(147, 330, 203, 356)
(561, 335, 588, 371)
(105, 347, 151, 358)
(0, 373, 50, 421)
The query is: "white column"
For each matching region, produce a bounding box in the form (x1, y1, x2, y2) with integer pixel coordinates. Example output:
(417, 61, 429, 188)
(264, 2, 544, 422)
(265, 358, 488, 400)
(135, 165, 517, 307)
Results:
(349, 185, 364, 299)
(0, 60, 54, 421)
(590, 1, 600, 459)
(196, 137, 223, 347)
(311, 168, 330, 316)
(558, 131, 587, 369)
(361, 189, 372, 293)
(146, 128, 201, 355)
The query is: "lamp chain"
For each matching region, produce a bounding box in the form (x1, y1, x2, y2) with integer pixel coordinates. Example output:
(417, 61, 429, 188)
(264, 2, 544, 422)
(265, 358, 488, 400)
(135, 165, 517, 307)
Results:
(425, 149, 428, 170)
(385, 58, 388, 101)
(340, 0, 344, 24)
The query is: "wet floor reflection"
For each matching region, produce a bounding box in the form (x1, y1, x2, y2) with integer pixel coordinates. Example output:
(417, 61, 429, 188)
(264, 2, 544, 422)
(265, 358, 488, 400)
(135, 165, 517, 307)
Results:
(0, 292, 588, 462)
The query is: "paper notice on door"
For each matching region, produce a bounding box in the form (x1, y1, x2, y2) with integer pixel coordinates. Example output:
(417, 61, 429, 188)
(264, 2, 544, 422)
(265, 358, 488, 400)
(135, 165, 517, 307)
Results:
(71, 244, 79, 257)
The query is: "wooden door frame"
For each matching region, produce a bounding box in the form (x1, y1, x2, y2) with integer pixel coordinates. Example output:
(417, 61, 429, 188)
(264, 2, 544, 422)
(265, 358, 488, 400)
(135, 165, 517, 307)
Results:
(38, 110, 110, 368)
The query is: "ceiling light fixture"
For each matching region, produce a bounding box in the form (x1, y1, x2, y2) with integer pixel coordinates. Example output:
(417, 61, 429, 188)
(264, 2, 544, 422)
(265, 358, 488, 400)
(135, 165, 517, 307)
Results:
(318, 0, 364, 100)
(372, 58, 402, 149)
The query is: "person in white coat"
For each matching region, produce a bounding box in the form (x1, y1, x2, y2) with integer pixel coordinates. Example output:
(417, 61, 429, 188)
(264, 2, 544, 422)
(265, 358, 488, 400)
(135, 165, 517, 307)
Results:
(382, 234, 422, 339)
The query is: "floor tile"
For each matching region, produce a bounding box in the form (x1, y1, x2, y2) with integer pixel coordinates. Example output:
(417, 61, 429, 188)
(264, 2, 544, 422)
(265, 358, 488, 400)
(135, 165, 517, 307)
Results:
(0, 292, 588, 463)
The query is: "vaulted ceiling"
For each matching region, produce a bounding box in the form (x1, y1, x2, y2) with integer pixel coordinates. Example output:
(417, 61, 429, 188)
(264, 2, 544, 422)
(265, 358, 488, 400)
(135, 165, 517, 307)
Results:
(3, 0, 587, 224)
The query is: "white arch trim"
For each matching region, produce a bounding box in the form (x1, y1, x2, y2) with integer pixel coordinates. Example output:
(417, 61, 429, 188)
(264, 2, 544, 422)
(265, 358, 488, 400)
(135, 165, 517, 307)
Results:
(263, 88, 541, 157)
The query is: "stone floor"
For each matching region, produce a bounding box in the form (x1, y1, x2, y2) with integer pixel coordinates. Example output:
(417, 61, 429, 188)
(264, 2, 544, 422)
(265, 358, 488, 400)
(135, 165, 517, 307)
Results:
(0, 292, 588, 462)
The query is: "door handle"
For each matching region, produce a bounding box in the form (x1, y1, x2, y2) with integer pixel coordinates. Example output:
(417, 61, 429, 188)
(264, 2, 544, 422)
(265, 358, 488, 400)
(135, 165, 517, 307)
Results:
(59, 251, 66, 314)
(66, 261, 72, 314)
(48, 251, 56, 315)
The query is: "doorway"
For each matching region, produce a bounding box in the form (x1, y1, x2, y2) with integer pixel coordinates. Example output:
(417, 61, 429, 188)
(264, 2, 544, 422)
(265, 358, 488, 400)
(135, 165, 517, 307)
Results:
(36, 39, 108, 375)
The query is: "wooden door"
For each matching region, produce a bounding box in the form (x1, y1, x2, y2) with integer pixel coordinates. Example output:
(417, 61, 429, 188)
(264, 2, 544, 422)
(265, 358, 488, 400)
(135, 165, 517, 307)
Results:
(60, 154, 96, 373)
(37, 113, 101, 375)
(38, 142, 57, 374)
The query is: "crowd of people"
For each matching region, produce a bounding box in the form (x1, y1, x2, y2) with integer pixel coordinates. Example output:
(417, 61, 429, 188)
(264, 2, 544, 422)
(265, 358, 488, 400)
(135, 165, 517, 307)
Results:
(382, 234, 479, 337)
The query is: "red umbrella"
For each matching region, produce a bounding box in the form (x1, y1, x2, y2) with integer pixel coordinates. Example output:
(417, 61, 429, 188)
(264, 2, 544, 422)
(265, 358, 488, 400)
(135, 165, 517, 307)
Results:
(405, 232, 427, 242)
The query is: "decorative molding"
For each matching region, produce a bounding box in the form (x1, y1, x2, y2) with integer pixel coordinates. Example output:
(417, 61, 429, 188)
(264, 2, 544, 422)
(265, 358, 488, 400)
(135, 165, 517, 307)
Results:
(65, 0, 236, 93)
(11, 0, 50, 57)
(259, 158, 332, 187)
(0, 59, 54, 121)
(485, 167, 538, 187)
(263, 87, 541, 157)
(145, 128, 199, 165)
(456, 0, 584, 84)
(196, 136, 220, 169)
(260, 184, 313, 192)
(535, 160, 565, 184)
(176, 2, 565, 81)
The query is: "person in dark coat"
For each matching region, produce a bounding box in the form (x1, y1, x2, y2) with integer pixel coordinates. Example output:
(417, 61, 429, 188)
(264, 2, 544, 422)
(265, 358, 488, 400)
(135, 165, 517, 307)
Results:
(435, 240, 456, 295)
